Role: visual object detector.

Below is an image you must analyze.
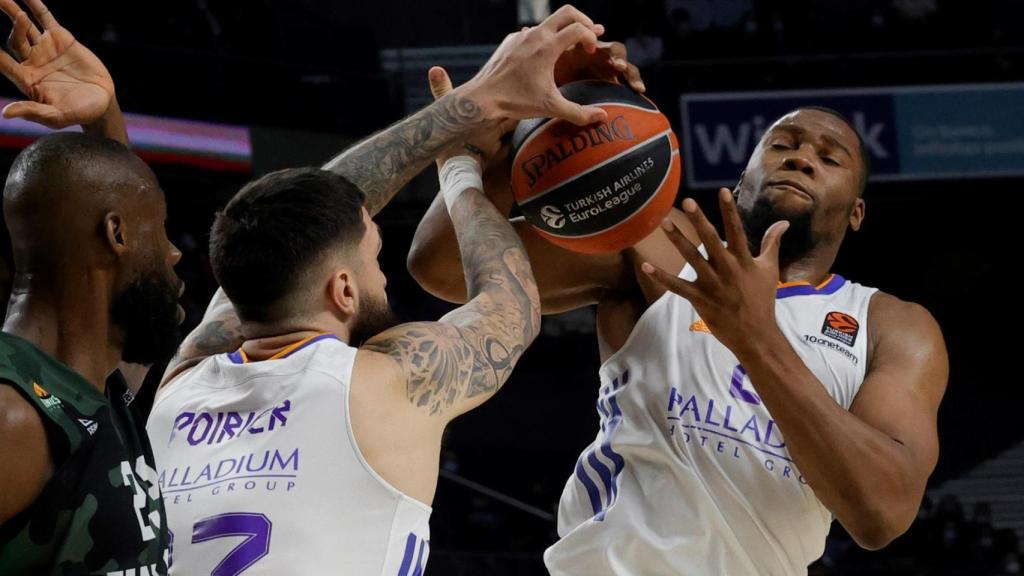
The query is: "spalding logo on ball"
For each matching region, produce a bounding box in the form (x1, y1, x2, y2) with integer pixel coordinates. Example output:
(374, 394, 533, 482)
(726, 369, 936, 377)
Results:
(511, 81, 682, 254)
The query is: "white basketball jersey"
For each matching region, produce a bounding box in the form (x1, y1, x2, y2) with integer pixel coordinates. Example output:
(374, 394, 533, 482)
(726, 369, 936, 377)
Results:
(545, 264, 878, 576)
(147, 334, 432, 576)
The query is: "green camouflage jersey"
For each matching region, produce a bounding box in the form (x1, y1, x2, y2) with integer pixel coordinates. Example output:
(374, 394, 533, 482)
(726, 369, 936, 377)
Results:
(0, 331, 169, 576)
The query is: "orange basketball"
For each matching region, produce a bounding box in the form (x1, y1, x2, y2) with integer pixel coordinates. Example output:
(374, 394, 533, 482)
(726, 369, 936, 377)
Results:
(510, 81, 681, 254)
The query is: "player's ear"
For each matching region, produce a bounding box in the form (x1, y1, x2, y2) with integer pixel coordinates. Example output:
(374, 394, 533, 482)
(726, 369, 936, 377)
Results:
(849, 198, 865, 232)
(328, 268, 358, 318)
(103, 212, 129, 257)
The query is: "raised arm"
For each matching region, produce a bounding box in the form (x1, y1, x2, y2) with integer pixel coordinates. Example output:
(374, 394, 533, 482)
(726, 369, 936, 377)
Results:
(162, 6, 612, 382)
(0, 0, 126, 143)
(322, 5, 610, 216)
(361, 155, 541, 421)
(349, 154, 541, 504)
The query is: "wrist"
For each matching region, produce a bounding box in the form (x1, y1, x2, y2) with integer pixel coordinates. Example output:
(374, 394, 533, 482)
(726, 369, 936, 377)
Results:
(732, 323, 788, 366)
(455, 79, 503, 124)
(439, 156, 483, 214)
(83, 96, 128, 145)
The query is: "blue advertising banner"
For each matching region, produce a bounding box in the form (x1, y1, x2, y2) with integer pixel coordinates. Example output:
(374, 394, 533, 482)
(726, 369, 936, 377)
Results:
(680, 83, 1024, 189)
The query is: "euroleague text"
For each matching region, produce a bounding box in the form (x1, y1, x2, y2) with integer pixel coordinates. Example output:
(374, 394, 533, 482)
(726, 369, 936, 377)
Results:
(566, 157, 655, 223)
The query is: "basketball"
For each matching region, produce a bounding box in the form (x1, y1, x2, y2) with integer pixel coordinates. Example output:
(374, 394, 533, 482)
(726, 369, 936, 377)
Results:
(510, 81, 681, 254)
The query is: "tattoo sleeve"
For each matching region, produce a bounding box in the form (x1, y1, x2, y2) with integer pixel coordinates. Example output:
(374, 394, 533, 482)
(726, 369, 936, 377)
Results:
(363, 189, 541, 418)
(160, 289, 244, 386)
(321, 91, 486, 216)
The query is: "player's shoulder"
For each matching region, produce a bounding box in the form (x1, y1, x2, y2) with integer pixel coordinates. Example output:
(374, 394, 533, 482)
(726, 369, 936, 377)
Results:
(356, 326, 456, 404)
(0, 383, 52, 525)
(868, 291, 940, 332)
(354, 342, 407, 382)
(0, 384, 50, 488)
(867, 291, 946, 359)
(0, 383, 46, 440)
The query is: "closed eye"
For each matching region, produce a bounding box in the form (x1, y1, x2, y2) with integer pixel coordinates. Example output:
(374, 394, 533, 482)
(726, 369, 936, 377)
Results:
(821, 156, 841, 167)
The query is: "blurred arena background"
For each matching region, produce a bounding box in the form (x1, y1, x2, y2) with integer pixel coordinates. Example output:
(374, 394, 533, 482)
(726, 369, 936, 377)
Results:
(0, 1, 1021, 574)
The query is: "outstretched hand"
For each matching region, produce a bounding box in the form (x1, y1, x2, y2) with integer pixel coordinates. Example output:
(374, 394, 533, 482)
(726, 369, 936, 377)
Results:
(641, 188, 790, 357)
(462, 5, 610, 126)
(0, 0, 115, 130)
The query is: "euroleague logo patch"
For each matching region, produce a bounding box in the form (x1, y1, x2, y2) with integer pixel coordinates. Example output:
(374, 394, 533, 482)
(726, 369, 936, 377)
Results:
(821, 311, 859, 346)
(540, 205, 566, 229)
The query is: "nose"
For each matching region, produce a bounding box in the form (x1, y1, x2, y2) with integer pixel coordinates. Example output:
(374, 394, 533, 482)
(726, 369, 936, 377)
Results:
(782, 154, 815, 175)
(782, 154, 815, 176)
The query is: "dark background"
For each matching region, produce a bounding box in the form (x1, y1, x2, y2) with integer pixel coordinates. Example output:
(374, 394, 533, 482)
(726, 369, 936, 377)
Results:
(0, 0, 1020, 574)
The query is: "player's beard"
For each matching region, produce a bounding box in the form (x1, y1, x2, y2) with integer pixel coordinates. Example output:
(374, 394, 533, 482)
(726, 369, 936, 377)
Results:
(738, 195, 816, 269)
(111, 273, 182, 365)
(349, 291, 399, 346)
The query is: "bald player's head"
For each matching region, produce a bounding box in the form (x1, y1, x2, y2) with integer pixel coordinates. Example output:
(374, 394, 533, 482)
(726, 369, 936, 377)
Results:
(5, 132, 155, 262)
(4, 133, 185, 364)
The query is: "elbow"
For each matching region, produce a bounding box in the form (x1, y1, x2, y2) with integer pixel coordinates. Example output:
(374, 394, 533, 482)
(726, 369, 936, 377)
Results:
(840, 449, 927, 551)
(407, 242, 463, 303)
(845, 500, 916, 551)
(405, 241, 433, 286)
(848, 522, 902, 551)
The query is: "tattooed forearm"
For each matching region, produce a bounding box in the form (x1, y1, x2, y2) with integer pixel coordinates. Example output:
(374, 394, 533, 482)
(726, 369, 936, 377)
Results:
(364, 189, 540, 417)
(322, 91, 486, 216)
(451, 194, 540, 329)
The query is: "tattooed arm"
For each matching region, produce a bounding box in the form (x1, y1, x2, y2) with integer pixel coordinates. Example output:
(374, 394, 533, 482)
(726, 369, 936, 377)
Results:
(159, 82, 491, 390)
(160, 5, 599, 392)
(362, 185, 541, 420)
(159, 289, 243, 389)
(322, 5, 609, 216)
(322, 92, 486, 216)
